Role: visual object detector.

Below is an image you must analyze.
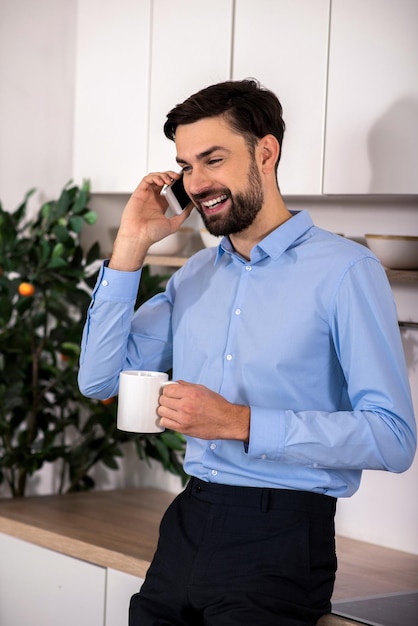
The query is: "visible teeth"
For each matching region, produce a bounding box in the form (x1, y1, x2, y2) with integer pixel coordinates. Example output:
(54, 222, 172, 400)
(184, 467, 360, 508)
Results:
(202, 195, 227, 208)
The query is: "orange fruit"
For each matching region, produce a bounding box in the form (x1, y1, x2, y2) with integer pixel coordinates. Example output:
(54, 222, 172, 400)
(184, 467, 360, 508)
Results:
(18, 282, 35, 297)
(100, 397, 114, 405)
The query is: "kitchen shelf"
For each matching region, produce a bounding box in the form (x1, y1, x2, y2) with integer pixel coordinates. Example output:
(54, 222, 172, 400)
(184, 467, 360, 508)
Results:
(144, 254, 189, 267)
(385, 269, 418, 283)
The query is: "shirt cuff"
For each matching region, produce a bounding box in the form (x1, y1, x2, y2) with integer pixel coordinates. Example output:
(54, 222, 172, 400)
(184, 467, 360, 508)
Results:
(92, 261, 141, 302)
(247, 406, 286, 461)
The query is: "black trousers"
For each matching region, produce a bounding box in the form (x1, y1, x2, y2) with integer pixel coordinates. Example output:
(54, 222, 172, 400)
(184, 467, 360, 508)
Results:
(129, 478, 337, 626)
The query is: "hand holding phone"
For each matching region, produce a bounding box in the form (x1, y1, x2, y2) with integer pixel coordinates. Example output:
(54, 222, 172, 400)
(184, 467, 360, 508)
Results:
(161, 175, 194, 215)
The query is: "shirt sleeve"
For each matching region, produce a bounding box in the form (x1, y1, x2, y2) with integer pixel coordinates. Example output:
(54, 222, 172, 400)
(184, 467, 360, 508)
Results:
(247, 258, 416, 473)
(78, 262, 141, 399)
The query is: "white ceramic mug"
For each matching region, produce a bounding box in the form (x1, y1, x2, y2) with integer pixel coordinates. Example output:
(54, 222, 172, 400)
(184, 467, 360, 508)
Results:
(117, 370, 173, 433)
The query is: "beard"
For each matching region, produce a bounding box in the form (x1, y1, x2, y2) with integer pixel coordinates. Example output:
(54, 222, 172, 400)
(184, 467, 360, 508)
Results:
(194, 158, 264, 237)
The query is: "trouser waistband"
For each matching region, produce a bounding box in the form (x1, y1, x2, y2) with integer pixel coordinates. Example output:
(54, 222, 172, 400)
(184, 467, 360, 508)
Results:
(187, 477, 336, 518)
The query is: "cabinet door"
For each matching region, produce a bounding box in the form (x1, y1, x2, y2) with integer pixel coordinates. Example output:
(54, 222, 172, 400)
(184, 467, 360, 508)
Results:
(73, 0, 151, 192)
(324, 0, 418, 194)
(0, 533, 105, 626)
(147, 0, 233, 172)
(105, 568, 144, 626)
(232, 0, 330, 195)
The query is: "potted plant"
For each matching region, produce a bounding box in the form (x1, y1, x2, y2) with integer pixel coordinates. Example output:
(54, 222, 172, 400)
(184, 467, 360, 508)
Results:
(0, 181, 187, 497)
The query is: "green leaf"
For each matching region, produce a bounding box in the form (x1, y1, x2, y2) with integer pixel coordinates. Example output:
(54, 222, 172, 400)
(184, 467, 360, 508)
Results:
(52, 223, 72, 244)
(51, 242, 64, 259)
(153, 437, 170, 466)
(41, 202, 51, 220)
(83, 211, 97, 225)
(69, 216, 84, 233)
(46, 257, 68, 269)
(73, 187, 90, 214)
(13, 188, 36, 222)
(60, 342, 81, 358)
(101, 454, 119, 470)
(40, 239, 51, 262)
(160, 430, 186, 451)
(55, 188, 71, 218)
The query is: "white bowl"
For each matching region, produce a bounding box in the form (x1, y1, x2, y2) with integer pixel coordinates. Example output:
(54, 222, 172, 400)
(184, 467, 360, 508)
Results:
(148, 228, 192, 256)
(200, 228, 223, 248)
(365, 234, 418, 270)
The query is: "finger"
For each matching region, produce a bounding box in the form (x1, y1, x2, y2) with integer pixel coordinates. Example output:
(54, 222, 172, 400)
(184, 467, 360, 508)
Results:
(159, 415, 183, 432)
(142, 171, 180, 191)
(158, 405, 183, 428)
(161, 381, 180, 397)
(165, 211, 193, 231)
(160, 170, 182, 189)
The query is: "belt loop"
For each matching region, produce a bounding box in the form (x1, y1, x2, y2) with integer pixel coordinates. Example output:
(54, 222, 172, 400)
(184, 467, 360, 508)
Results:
(260, 489, 270, 513)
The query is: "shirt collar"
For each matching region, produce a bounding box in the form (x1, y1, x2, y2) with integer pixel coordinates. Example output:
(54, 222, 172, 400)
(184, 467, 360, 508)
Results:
(214, 210, 314, 264)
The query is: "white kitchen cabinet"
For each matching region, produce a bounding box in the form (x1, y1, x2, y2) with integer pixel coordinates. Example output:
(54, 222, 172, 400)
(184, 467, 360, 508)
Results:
(0, 533, 105, 626)
(146, 0, 233, 172)
(105, 568, 144, 626)
(73, 0, 152, 192)
(73, 0, 233, 190)
(73, 0, 418, 196)
(232, 0, 330, 196)
(324, 0, 418, 194)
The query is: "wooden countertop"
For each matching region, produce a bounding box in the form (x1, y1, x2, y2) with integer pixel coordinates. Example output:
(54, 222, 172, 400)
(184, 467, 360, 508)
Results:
(1, 488, 417, 626)
(0, 487, 173, 578)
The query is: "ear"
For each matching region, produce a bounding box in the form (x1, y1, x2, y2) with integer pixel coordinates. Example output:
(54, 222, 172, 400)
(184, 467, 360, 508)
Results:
(257, 134, 280, 174)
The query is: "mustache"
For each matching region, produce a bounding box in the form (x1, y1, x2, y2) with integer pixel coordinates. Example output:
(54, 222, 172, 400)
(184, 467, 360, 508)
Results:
(191, 188, 231, 203)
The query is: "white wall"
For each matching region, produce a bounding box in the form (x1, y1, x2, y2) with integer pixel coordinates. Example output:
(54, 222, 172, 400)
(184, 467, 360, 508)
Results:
(0, 0, 76, 213)
(0, 0, 417, 555)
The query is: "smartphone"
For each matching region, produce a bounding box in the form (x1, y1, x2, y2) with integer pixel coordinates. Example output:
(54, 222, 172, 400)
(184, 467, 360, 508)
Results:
(161, 175, 193, 215)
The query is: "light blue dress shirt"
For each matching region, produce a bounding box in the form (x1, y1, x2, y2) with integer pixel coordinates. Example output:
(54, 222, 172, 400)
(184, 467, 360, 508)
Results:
(78, 210, 416, 497)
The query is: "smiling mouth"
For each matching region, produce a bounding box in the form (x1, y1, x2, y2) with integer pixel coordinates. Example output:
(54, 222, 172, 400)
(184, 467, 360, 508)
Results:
(200, 194, 228, 213)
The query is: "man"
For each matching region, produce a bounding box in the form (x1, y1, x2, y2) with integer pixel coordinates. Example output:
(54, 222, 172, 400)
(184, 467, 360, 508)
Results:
(78, 79, 416, 625)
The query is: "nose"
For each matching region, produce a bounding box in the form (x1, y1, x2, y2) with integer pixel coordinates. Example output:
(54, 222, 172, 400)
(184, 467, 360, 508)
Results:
(185, 166, 212, 197)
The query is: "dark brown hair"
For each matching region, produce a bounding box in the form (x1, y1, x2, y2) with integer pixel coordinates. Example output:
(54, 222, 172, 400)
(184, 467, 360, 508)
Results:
(163, 79, 286, 169)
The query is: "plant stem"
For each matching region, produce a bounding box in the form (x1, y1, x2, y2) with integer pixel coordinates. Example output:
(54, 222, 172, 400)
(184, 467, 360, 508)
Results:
(66, 439, 110, 493)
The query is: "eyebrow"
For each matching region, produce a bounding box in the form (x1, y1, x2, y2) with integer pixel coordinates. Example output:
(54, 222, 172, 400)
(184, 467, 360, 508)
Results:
(176, 145, 229, 166)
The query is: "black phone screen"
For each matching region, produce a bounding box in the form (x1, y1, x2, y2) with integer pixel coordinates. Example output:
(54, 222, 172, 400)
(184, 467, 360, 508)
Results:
(171, 177, 191, 210)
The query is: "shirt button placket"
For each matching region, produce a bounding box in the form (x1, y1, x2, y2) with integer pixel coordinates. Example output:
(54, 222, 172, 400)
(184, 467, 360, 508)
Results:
(224, 264, 249, 366)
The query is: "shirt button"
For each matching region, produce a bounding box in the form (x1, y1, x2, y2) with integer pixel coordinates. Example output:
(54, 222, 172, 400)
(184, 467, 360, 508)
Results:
(261, 454, 267, 460)
(211, 469, 218, 476)
(226, 354, 232, 361)
(235, 308, 241, 315)
(245, 266, 252, 272)
(210, 443, 217, 450)
(101, 279, 109, 287)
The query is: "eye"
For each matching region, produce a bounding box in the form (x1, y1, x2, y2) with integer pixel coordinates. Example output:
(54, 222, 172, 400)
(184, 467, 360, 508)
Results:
(180, 165, 192, 174)
(208, 158, 222, 166)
